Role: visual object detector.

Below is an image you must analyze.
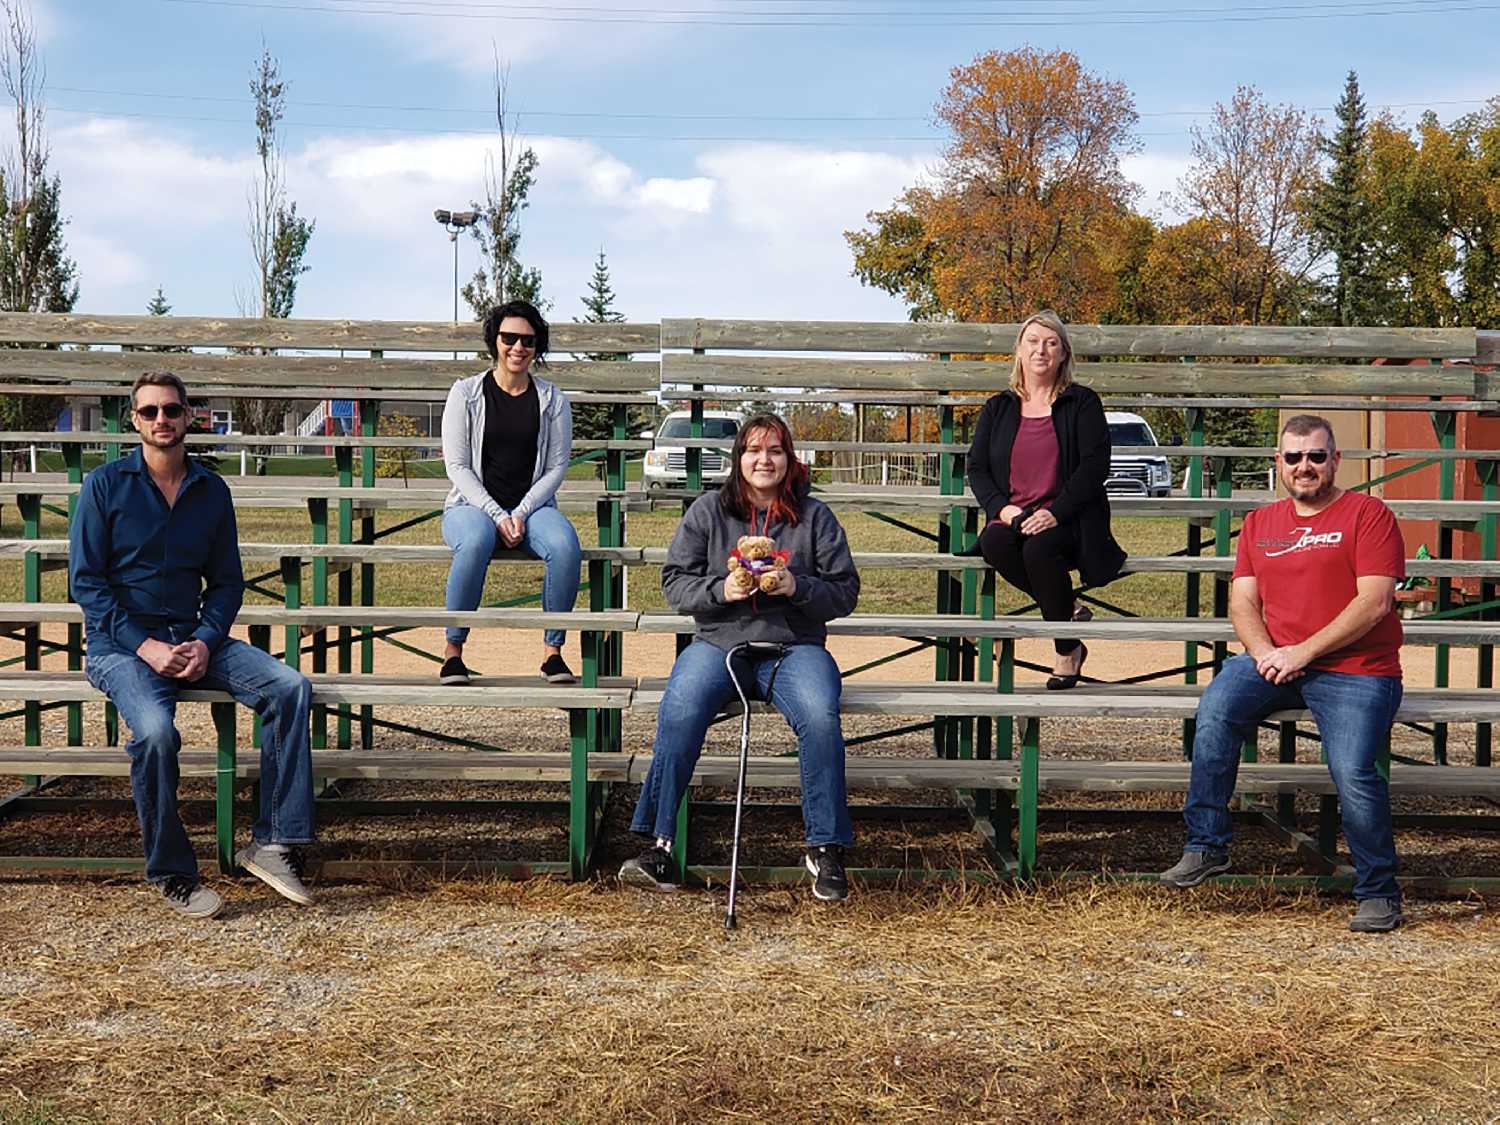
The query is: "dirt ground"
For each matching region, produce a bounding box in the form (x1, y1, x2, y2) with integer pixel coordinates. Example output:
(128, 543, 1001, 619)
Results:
(4, 626, 1500, 1121)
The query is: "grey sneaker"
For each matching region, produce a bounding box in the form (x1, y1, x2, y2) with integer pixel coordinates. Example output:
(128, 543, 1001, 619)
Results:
(236, 843, 314, 905)
(160, 876, 224, 919)
(618, 845, 678, 891)
(1160, 850, 1231, 889)
(1349, 897, 1402, 933)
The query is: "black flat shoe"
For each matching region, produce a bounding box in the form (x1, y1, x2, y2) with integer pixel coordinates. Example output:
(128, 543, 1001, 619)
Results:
(952, 539, 986, 558)
(1045, 643, 1088, 691)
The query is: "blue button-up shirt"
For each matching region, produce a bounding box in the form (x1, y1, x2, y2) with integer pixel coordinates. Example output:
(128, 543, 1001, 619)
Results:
(69, 448, 243, 654)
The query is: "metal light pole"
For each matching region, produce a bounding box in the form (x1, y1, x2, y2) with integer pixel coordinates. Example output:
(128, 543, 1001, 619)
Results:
(434, 209, 479, 359)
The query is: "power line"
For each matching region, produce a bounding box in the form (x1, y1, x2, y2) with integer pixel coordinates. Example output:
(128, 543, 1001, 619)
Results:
(153, 0, 1500, 28)
(46, 83, 1498, 125)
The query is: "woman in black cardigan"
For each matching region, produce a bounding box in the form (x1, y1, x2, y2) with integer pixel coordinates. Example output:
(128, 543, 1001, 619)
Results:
(965, 311, 1127, 689)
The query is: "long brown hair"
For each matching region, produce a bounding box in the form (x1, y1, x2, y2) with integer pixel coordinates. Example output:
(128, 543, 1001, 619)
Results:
(719, 412, 809, 528)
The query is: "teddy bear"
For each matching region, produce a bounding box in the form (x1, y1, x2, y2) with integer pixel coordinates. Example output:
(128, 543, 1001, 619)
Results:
(727, 534, 790, 595)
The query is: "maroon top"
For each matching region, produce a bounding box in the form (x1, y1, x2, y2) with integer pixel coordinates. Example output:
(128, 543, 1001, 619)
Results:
(1006, 414, 1061, 513)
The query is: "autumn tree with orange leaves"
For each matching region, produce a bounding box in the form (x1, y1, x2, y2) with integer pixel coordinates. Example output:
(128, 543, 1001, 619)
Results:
(848, 48, 1139, 323)
(1146, 86, 1321, 325)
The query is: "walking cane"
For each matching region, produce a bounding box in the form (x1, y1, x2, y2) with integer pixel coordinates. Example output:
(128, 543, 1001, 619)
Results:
(724, 640, 787, 930)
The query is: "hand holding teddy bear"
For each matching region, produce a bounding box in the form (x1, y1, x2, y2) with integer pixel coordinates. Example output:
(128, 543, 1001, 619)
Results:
(723, 535, 795, 601)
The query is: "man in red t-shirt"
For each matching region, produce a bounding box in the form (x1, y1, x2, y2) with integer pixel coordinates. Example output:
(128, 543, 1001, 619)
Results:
(1160, 415, 1406, 932)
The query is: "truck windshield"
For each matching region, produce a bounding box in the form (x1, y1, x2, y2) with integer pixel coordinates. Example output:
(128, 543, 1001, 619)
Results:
(1109, 422, 1155, 447)
(658, 418, 740, 440)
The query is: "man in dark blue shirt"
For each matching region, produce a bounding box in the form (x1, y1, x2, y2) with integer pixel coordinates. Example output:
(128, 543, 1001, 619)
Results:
(70, 371, 316, 918)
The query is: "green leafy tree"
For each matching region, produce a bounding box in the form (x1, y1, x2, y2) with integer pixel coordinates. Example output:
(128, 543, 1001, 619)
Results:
(462, 63, 545, 318)
(1309, 71, 1381, 326)
(0, 0, 78, 435)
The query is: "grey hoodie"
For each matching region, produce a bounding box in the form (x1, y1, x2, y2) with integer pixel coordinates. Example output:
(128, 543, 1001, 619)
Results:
(442, 369, 572, 522)
(663, 487, 860, 650)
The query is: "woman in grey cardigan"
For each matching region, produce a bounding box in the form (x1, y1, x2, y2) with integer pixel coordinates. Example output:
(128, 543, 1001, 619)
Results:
(619, 413, 861, 902)
(440, 300, 581, 685)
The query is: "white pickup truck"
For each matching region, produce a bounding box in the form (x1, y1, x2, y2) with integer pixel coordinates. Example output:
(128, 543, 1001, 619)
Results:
(1105, 411, 1173, 498)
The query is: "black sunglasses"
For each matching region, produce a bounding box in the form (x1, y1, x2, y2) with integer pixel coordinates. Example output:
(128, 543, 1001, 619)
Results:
(135, 403, 186, 421)
(498, 331, 537, 349)
(1280, 449, 1330, 466)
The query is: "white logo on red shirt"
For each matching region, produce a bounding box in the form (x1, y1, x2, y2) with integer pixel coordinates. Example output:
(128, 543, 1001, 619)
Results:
(1262, 526, 1345, 558)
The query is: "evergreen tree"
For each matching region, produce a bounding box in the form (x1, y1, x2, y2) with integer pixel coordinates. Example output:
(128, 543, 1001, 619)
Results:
(146, 286, 171, 317)
(572, 249, 640, 465)
(1309, 71, 1379, 325)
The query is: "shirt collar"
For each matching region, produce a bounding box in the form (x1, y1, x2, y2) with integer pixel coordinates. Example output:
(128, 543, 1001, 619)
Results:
(119, 445, 206, 485)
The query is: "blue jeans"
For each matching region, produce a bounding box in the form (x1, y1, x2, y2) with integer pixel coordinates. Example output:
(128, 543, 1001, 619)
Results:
(85, 634, 315, 884)
(1184, 652, 1403, 900)
(631, 640, 854, 848)
(442, 503, 582, 648)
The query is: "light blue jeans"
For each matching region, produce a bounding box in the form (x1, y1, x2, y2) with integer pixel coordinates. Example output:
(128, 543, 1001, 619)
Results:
(630, 639, 854, 847)
(441, 503, 582, 648)
(86, 633, 315, 884)
(1184, 652, 1403, 901)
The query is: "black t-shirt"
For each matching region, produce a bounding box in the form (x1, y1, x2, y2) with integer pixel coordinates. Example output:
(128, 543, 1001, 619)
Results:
(480, 374, 540, 511)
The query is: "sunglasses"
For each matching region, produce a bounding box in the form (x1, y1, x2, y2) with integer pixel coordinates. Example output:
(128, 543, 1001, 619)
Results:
(1280, 449, 1330, 466)
(498, 331, 537, 349)
(135, 403, 186, 421)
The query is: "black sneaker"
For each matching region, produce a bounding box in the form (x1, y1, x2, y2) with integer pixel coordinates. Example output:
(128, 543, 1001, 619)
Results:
(1349, 897, 1403, 933)
(618, 845, 678, 891)
(439, 656, 471, 685)
(1159, 850, 1231, 889)
(806, 844, 849, 902)
(540, 653, 576, 684)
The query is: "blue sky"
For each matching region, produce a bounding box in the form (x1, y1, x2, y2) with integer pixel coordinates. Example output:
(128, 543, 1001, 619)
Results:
(24, 0, 1500, 324)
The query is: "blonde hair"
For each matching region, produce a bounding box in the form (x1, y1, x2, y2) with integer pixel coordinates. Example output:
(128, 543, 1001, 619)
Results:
(1008, 310, 1075, 402)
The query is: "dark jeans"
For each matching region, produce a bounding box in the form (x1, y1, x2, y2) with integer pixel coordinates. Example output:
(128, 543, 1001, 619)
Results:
(1184, 653, 1403, 901)
(630, 639, 854, 847)
(86, 635, 316, 884)
(979, 520, 1080, 655)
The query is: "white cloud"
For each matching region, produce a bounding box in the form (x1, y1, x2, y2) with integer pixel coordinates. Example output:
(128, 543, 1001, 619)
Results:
(1121, 152, 1193, 222)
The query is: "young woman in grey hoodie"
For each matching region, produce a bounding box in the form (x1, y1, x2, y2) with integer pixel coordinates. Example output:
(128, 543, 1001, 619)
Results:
(619, 413, 861, 902)
(439, 301, 582, 686)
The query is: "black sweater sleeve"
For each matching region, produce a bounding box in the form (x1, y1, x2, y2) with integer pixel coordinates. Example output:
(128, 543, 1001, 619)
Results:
(966, 394, 1008, 523)
(1048, 388, 1111, 525)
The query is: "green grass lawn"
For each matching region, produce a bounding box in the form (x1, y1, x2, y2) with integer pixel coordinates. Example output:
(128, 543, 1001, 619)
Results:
(32, 451, 642, 483)
(2, 497, 1224, 618)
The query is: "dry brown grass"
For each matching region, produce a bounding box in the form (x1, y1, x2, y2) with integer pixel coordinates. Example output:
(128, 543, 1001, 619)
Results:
(3, 875, 1500, 1123)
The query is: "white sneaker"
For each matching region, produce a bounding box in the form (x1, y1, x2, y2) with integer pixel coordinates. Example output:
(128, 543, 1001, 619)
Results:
(160, 876, 224, 919)
(236, 843, 314, 905)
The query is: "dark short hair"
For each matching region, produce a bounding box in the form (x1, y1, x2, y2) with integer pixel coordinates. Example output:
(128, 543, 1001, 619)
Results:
(1280, 413, 1336, 451)
(482, 300, 549, 364)
(131, 370, 189, 410)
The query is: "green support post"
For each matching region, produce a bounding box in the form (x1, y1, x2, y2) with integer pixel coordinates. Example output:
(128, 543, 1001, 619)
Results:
(335, 442, 354, 750)
(359, 397, 378, 750)
(20, 492, 41, 749)
(687, 360, 704, 493)
(280, 556, 301, 672)
(1477, 460, 1497, 767)
(1429, 409, 1456, 765)
(1017, 716, 1040, 879)
(1276, 721, 1297, 825)
(213, 700, 237, 874)
(1211, 454, 1233, 672)
(935, 384, 963, 759)
(568, 708, 594, 880)
(310, 498, 329, 751)
(103, 395, 126, 463)
(991, 637, 1015, 842)
(1181, 406, 1206, 759)
(64, 444, 84, 744)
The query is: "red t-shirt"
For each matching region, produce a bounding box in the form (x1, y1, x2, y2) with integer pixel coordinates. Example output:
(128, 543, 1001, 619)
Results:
(1008, 415, 1061, 511)
(1232, 490, 1405, 677)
